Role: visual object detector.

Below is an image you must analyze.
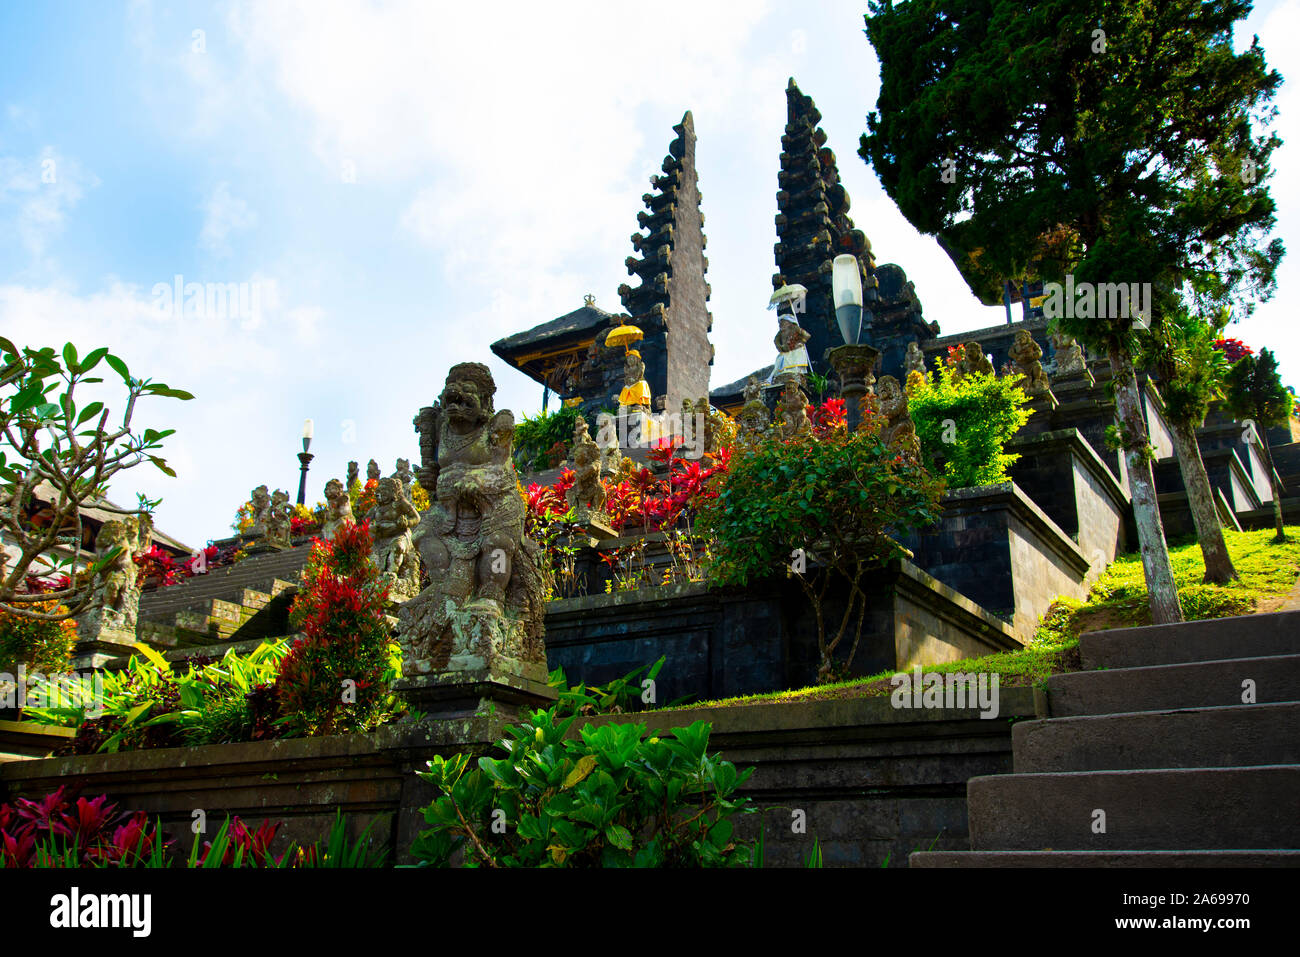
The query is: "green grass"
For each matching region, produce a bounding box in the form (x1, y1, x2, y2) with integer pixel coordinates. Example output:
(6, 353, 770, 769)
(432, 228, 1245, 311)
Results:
(657, 527, 1300, 711)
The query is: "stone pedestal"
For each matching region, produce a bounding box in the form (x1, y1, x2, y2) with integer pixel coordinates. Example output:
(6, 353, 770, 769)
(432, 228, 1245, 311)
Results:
(828, 343, 881, 434)
(71, 628, 138, 670)
(1024, 391, 1059, 420)
(393, 668, 558, 722)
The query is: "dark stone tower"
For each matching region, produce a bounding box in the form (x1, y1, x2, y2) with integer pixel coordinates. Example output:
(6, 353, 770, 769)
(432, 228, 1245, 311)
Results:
(774, 79, 937, 382)
(618, 111, 713, 411)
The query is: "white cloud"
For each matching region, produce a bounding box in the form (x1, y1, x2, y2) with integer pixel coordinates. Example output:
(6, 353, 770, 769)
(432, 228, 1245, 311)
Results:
(0, 146, 98, 268)
(198, 181, 258, 256)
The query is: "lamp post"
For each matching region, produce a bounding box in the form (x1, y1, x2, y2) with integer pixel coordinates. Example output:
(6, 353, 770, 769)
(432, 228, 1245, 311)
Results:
(828, 254, 880, 433)
(296, 418, 314, 506)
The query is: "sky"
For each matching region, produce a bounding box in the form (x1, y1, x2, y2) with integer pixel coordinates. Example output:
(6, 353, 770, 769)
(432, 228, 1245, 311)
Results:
(2, 0, 1298, 550)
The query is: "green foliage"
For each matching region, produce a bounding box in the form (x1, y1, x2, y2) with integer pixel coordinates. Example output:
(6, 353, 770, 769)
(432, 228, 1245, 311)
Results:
(908, 362, 1032, 488)
(0, 338, 192, 621)
(410, 706, 755, 867)
(547, 656, 669, 716)
(20, 640, 290, 752)
(513, 404, 582, 472)
(0, 599, 77, 676)
(1223, 347, 1292, 430)
(698, 420, 942, 680)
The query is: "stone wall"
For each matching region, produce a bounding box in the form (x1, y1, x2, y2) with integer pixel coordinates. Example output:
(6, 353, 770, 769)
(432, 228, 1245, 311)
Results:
(0, 691, 1037, 868)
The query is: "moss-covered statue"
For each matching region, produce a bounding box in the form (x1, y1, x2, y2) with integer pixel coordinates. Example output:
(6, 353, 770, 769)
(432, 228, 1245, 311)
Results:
(401, 362, 548, 680)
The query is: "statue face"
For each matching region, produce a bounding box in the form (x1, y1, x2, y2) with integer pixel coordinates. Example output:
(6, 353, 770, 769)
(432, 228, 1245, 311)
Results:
(442, 379, 486, 427)
(377, 480, 395, 504)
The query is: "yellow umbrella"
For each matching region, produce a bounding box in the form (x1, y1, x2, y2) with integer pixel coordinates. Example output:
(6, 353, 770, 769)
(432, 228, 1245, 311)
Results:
(605, 322, 644, 352)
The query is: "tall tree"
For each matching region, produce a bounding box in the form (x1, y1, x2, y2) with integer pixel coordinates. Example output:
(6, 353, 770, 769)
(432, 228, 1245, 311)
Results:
(1143, 308, 1237, 583)
(860, 0, 1283, 623)
(1223, 348, 1292, 542)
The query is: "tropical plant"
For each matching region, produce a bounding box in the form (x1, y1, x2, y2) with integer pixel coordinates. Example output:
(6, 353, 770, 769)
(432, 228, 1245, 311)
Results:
(278, 520, 396, 735)
(513, 404, 583, 473)
(698, 416, 943, 681)
(859, 0, 1284, 624)
(1223, 347, 1293, 542)
(907, 359, 1032, 488)
(409, 706, 754, 867)
(0, 598, 77, 676)
(0, 338, 193, 622)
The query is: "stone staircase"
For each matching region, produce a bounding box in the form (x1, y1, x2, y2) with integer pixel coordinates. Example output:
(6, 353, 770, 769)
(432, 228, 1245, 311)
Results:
(911, 610, 1300, 867)
(133, 546, 312, 652)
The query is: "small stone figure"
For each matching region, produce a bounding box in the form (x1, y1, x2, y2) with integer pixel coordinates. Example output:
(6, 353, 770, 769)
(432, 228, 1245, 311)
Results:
(75, 516, 148, 646)
(367, 476, 421, 602)
(321, 478, 355, 540)
(413, 403, 442, 490)
(1009, 329, 1052, 397)
(738, 375, 770, 440)
(595, 412, 625, 475)
(904, 340, 927, 378)
(346, 461, 359, 488)
(265, 489, 292, 549)
(955, 341, 995, 381)
(1051, 331, 1093, 385)
(248, 485, 271, 538)
(394, 458, 415, 498)
(619, 350, 651, 411)
(877, 375, 920, 458)
(772, 315, 811, 384)
(400, 362, 547, 680)
(367, 459, 381, 483)
(777, 382, 813, 440)
(567, 417, 606, 522)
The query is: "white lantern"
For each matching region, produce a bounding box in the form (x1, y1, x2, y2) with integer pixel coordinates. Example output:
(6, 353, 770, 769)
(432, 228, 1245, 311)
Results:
(832, 254, 864, 345)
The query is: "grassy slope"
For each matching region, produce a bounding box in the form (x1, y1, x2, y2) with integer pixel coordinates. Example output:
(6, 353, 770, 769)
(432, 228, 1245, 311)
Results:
(657, 527, 1300, 711)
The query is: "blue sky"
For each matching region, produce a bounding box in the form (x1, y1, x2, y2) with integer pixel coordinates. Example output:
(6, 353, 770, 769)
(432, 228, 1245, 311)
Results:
(3, 0, 1297, 549)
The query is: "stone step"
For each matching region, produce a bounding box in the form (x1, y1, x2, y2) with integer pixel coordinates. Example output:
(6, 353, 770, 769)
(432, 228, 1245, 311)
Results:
(1080, 610, 1300, 670)
(911, 850, 1300, 867)
(967, 765, 1300, 851)
(140, 575, 299, 622)
(1044, 654, 1300, 717)
(1013, 702, 1300, 772)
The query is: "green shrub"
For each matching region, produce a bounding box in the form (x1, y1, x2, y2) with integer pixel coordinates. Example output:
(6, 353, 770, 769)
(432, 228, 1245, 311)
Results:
(0, 599, 77, 677)
(908, 360, 1032, 488)
(410, 705, 754, 867)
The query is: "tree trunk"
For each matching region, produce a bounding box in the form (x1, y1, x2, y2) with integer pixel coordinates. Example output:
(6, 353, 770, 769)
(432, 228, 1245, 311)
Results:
(1169, 417, 1238, 584)
(1258, 437, 1289, 543)
(1108, 346, 1183, 623)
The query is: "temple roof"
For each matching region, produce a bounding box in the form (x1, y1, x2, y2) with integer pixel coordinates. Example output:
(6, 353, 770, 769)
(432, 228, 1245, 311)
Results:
(709, 364, 774, 411)
(491, 302, 615, 361)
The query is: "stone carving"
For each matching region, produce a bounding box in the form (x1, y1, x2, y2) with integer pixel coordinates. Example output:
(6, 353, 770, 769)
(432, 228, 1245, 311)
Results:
(321, 478, 355, 540)
(877, 375, 920, 457)
(567, 416, 607, 522)
(698, 397, 727, 455)
(367, 476, 421, 602)
(400, 362, 548, 681)
(955, 341, 995, 380)
(1009, 329, 1052, 397)
(248, 485, 271, 538)
(594, 412, 625, 474)
(1051, 331, 1093, 385)
(776, 382, 812, 440)
(772, 315, 811, 383)
(265, 489, 292, 548)
(77, 516, 148, 644)
(367, 459, 381, 483)
(738, 375, 770, 439)
(413, 402, 442, 490)
(904, 340, 927, 378)
(347, 461, 359, 488)
(619, 350, 651, 410)
(394, 458, 415, 498)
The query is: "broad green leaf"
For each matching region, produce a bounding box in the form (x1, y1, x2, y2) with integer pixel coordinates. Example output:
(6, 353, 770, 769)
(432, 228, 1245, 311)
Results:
(562, 754, 597, 789)
(105, 354, 130, 382)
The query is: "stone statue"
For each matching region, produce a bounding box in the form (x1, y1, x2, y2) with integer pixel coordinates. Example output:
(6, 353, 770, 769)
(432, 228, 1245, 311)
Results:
(265, 489, 292, 548)
(346, 461, 359, 488)
(76, 516, 147, 645)
(366, 459, 381, 483)
(877, 375, 920, 457)
(399, 362, 548, 680)
(1051, 331, 1093, 385)
(698, 397, 726, 455)
(619, 350, 651, 410)
(594, 412, 625, 474)
(738, 375, 770, 440)
(777, 382, 813, 440)
(321, 478, 355, 540)
(955, 341, 995, 381)
(1009, 329, 1052, 397)
(413, 402, 442, 490)
(394, 458, 415, 498)
(904, 341, 927, 378)
(567, 416, 606, 522)
(248, 485, 271, 537)
(367, 476, 421, 602)
(772, 315, 811, 383)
